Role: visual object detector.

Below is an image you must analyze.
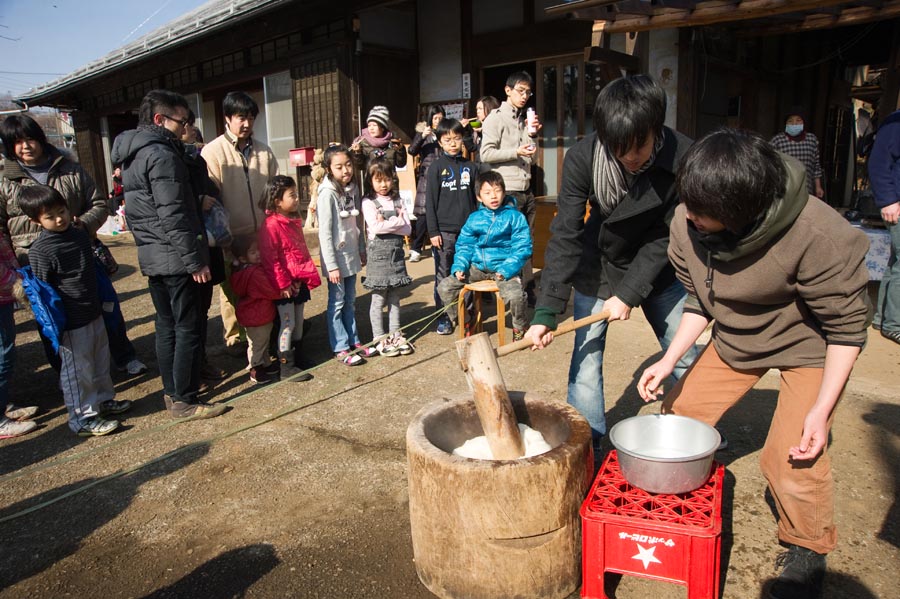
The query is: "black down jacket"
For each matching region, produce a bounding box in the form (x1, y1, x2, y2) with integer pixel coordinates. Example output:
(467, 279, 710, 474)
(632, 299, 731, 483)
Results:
(111, 127, 208, 277)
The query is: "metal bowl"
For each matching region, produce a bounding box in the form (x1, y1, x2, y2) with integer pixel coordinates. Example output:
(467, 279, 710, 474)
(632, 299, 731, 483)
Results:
(609, 414, 720, 494)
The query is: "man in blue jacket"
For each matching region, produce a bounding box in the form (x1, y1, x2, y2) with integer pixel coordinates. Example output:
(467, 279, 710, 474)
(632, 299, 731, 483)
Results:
(869, 109, 900, 344)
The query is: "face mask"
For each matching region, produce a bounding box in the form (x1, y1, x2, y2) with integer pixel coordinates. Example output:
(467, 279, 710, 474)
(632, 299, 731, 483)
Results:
(785, 124, 804, 136)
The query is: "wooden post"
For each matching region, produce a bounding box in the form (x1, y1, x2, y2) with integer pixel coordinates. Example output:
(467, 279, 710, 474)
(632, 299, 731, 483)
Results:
(455, 332, 525, 459)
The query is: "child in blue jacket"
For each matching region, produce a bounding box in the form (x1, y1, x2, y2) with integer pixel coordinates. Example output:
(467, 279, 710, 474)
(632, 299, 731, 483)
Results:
(436, 170, 532, 339)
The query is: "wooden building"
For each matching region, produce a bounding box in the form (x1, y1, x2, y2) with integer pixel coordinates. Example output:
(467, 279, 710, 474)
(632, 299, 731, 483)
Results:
(17, 0, 900, 265)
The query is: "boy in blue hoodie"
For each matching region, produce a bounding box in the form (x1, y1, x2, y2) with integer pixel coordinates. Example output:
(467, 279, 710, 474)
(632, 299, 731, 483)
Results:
(436, 171, 532, 339)
(425, 118, 478, 334)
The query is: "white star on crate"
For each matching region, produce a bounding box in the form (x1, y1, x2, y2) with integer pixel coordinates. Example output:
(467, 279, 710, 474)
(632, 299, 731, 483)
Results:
(631, 543, 662, 570)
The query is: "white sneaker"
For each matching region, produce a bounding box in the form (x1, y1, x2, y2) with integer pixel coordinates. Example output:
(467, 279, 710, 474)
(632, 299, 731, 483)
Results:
(392, 332, 414, 355)
(376, 335, 400, 357)
(409, 250, 422, 262)
(4, 404, 38, 421)
(123, 358, 148, 375)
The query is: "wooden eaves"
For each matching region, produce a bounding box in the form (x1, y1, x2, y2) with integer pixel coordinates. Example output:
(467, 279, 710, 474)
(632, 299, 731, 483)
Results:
(547, 0, 900, 36)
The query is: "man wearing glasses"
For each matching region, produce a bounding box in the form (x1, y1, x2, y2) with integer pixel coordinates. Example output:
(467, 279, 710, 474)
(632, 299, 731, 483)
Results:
(111, 89, 225, 421)
(480, 71, 542, 304)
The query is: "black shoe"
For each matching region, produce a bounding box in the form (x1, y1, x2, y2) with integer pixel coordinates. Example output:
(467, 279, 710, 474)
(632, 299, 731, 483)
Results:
(280, 350, 313, 382)
(769, 544, 826, 599)
(882, 329, 900, 345)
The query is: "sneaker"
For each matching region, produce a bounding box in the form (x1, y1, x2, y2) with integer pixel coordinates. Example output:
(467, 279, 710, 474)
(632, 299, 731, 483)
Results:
(436, 317, 454, 335)
(168, 400, 226, 420)
(769, 544, 826, 599)
(392, 333, 414, 355)
(354, 342, 378, 358)
(249, 367, 275, 385)
(4, 404, 38, 421)
(263, 360, 281, 375)
(409, 250, 422, 262)
(98, 399, 132, 416)
(882, 329, 900, 345)
(336, 350, 364, 366)
(376, 335, 400, 357)
(76, 416, 120, 437)
(200, 361, 227, 380)
(0, 417, 38, 439)
(512, 328, 525, 342)
(117, 358, 148, 375)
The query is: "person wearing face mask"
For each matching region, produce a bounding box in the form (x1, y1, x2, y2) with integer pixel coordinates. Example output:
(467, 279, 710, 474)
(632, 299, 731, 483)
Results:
(770, 107, 825, 199)
(524, 75, 700, 451)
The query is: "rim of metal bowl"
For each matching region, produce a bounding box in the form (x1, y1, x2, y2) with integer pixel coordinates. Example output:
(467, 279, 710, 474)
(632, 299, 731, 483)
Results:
(608, 414, 721, 463)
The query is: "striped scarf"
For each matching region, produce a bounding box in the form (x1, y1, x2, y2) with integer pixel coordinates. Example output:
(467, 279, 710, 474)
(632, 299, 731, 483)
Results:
(593, 135, 663, 217)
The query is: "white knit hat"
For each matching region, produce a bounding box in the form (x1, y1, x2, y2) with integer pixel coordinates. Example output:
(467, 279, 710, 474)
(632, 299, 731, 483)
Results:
(366, 105, 390, 130)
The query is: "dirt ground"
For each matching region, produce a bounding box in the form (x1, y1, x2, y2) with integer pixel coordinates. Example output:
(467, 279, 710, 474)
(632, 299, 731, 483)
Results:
(1, 234, 898, 599)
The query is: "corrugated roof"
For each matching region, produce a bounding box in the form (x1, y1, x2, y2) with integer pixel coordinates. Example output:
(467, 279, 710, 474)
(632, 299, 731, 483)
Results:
(17, 0, 291, 103)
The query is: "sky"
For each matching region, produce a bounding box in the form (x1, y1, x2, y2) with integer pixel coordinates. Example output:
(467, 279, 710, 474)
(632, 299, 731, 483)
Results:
(0, 0, 210, 97)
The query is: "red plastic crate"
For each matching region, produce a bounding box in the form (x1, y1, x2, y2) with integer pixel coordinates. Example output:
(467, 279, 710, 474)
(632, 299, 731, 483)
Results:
(580, 450, 725, 599)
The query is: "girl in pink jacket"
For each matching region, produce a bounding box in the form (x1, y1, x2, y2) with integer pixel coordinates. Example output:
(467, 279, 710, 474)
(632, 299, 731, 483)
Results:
(257, 176, 321, 381)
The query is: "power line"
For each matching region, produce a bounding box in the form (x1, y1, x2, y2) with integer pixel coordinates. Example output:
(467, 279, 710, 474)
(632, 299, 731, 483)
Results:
(0, 70, 65, 76)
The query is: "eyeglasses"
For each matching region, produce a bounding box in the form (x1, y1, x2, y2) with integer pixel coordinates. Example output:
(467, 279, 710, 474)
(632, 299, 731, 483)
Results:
(512, 87, 533, 98)
(161, 114, 189, 128)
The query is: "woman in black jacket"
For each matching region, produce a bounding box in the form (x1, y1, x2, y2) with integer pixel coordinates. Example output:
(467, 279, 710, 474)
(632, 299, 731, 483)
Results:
(407, 104, 445, 262)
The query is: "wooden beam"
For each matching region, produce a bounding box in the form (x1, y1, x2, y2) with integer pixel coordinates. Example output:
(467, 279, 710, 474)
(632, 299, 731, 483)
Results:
(739, 0, 900, 36)
(546, 0, 620, 16)
(596, 0, 855, 33)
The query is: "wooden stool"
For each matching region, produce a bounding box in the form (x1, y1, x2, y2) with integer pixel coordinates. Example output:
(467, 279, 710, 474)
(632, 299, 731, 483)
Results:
(458, 279, 506, 346)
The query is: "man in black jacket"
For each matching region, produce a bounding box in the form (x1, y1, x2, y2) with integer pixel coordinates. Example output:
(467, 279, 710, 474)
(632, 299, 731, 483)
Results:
(111, 89, 224, 421)
(525, 75, 698, 448)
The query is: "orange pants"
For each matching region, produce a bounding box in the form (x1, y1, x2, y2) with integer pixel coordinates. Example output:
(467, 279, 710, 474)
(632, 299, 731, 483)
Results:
(662, 343, 839, 554)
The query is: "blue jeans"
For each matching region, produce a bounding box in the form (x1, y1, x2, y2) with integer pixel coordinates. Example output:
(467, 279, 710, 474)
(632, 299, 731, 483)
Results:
(0, 303, 15, 414)
(875, 220, 900, 332)
(567, 280, 700, 444)
(327, 275, 360, 353)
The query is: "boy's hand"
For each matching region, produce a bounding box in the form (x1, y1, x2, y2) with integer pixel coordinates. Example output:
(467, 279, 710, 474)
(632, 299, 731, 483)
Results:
(280, 286, 293, 299)
(328, 269, 342, 285)
(529, 115, 543, 136)
(430, 234, 443, 249)
(455, 271, 465, 281)
(192, 265, 211, 283)
(494, 273, 504, 281)
(517, 143, 536, 157)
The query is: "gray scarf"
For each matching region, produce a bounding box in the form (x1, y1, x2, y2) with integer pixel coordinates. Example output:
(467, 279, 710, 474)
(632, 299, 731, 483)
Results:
(593, 135, 664, 217)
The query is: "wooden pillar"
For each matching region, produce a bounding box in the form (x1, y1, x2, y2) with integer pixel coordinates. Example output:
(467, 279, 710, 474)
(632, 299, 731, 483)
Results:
(71, 111, 108, 198)
(878, 20, 900, 117)
(676, 28, 697, 138)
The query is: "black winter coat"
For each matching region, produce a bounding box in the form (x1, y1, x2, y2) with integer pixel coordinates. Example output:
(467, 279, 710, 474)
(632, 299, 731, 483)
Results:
(111, 127, 209, 277)
(539, 127, 692, 313)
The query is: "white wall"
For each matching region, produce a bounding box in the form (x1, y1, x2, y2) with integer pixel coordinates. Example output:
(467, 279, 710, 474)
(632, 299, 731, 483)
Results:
(417, 0, 462, 103)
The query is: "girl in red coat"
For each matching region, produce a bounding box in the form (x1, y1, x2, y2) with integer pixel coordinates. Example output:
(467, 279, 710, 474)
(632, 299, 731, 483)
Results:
(230, 235, 284, 385)
(257, 176, 321, 381)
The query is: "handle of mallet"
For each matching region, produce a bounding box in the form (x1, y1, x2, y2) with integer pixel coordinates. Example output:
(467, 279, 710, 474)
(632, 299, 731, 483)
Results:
(496, 309, 612, 357)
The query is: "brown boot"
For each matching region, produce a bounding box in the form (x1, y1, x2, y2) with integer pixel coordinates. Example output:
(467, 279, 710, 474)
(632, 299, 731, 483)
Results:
(168, 400, 226, 420)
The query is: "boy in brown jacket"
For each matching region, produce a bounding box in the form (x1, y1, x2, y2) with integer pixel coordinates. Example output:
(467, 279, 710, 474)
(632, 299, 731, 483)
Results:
(638, 129, 869, 599)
